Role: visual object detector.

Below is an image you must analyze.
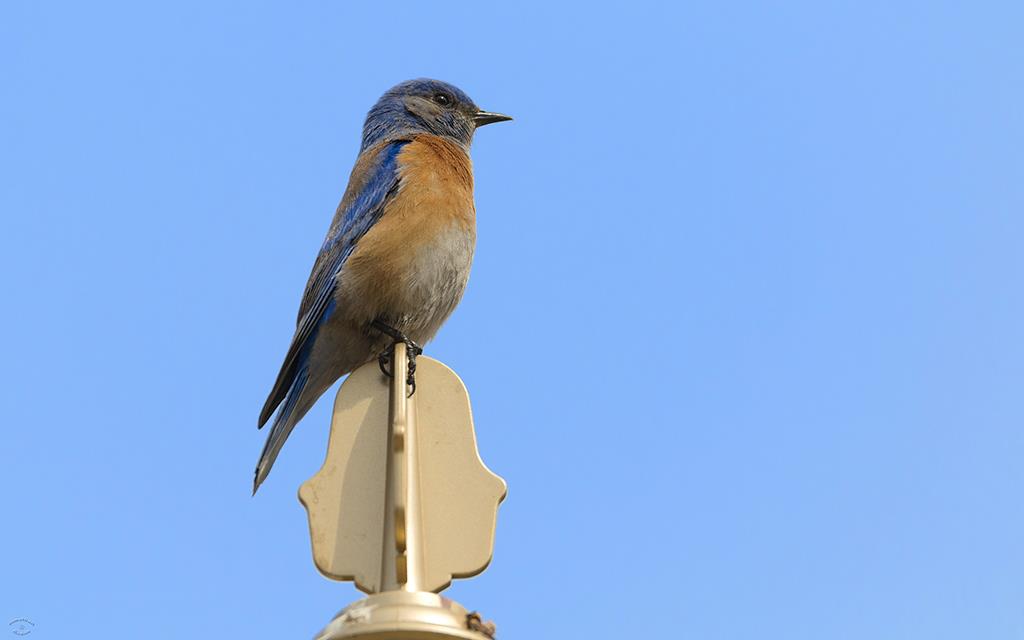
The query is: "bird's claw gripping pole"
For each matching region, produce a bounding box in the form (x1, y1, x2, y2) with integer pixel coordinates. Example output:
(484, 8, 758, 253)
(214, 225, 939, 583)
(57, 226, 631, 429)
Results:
(372, 320, 423, 397)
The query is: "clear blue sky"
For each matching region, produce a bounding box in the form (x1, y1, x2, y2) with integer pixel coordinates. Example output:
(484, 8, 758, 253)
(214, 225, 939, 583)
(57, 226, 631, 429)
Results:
(3, 2, 1023, 638)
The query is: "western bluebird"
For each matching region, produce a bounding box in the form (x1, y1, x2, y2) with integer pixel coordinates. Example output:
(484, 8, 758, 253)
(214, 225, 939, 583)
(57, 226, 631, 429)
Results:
(254, 79, 510, 493)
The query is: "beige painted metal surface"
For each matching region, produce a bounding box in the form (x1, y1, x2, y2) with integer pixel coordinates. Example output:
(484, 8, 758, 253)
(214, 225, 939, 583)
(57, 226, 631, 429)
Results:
(298, 344, 507, 595)
(313, 591, 495, 640)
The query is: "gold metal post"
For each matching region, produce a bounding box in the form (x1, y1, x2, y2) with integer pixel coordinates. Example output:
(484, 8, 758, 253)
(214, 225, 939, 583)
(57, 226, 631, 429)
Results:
(381, 341, 426, 592)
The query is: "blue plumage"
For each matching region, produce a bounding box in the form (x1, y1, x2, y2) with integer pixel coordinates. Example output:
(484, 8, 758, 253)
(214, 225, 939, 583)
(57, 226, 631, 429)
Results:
(257, 142, 406, 432)
(361, 79, 476, 150)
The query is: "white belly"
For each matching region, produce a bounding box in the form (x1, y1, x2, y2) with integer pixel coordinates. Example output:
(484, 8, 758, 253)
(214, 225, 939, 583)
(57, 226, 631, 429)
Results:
(335, 220, 476, 345)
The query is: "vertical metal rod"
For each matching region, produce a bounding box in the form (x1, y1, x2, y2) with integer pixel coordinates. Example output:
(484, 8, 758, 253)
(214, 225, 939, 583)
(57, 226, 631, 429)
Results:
(402, 350, 425, 592)
(379, 342, 425, 592)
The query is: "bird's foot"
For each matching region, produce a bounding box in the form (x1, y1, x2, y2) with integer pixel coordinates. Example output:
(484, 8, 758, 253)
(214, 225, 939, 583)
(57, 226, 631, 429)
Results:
(372, 320, 423, 396)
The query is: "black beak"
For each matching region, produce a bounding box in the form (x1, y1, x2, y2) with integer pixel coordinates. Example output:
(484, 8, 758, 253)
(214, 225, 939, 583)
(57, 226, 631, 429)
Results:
(473, 110, 513, 127)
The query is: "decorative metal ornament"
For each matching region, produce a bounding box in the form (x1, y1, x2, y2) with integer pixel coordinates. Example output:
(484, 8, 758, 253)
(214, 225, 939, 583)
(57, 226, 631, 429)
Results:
(300, 343, 506, 638)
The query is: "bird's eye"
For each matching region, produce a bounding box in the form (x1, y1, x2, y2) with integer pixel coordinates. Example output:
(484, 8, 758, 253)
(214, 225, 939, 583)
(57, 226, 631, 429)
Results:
(433, 93, 452, 107)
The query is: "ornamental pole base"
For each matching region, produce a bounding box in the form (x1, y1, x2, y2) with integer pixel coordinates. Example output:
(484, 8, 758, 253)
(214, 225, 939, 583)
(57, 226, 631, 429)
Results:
(315, 591, 496, 640)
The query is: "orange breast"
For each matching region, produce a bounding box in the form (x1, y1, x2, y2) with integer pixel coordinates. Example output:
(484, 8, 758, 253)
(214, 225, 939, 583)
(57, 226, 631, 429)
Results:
(338, 135, 478, 326)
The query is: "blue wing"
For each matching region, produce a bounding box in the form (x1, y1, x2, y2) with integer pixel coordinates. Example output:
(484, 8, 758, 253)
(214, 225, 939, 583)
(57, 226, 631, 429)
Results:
(258, 140, 408, 429)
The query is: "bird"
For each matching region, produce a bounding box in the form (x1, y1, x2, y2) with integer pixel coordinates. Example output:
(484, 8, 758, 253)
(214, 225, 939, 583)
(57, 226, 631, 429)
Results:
(254, 79, 511, 493)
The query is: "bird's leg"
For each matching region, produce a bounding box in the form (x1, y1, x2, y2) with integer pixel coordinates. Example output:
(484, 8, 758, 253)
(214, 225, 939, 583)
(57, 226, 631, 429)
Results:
(371, 319, 423, 396)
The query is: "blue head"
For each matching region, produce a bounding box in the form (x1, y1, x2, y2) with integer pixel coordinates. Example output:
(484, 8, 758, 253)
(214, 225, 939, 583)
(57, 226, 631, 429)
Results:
(361, 78, 511, 151)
